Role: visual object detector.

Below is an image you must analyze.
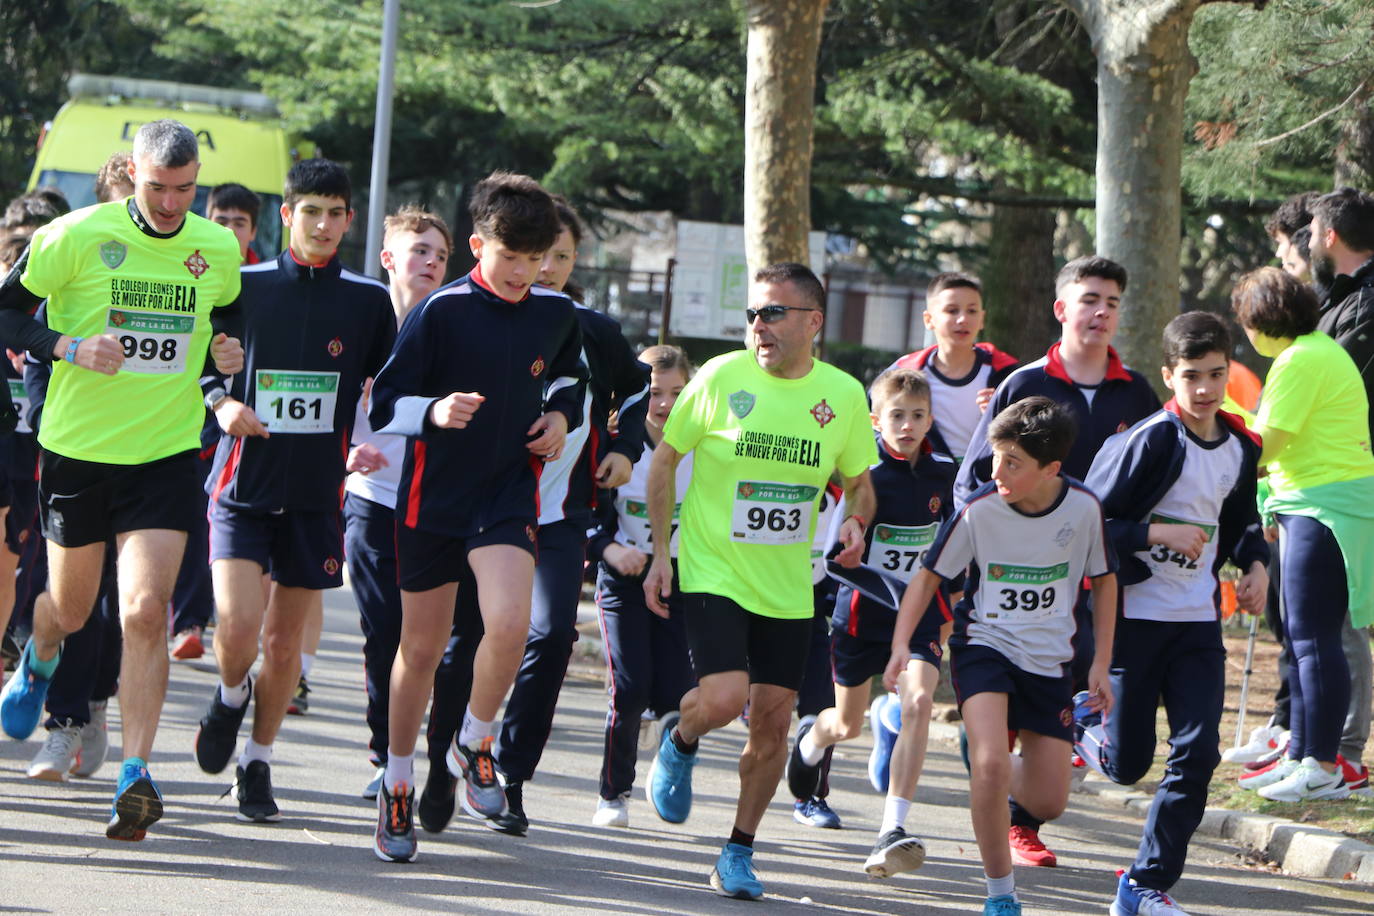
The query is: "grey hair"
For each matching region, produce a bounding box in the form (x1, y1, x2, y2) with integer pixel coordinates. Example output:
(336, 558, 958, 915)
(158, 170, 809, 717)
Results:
(132, 119, 199, 169)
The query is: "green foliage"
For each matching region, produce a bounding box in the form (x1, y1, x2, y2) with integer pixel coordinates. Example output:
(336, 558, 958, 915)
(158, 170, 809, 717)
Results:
(1186, 0, 1374, 198)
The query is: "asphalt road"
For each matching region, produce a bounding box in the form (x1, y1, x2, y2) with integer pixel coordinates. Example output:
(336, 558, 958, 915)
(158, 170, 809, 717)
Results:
(1, 585, 1371, 915)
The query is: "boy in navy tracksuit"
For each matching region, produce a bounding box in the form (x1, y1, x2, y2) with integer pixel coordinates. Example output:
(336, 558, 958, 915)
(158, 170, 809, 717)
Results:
(785, 368, 956, 880)
(955, 256, 1160, 867)
(192, 159, 396, 823)
(367, 171, 586, 863)
(1081, 312, 1268, 916)
(419, 200, 649, 837)
(583, 344, 695, 828)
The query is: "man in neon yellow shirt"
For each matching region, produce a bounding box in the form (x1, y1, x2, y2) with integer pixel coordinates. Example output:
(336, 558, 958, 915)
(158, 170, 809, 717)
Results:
(0, 119, 243, 842)
(642, 262, 876, 899)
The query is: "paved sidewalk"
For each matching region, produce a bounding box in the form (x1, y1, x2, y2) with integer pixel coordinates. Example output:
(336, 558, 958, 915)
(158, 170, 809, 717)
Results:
(0, 586, 1371, 914)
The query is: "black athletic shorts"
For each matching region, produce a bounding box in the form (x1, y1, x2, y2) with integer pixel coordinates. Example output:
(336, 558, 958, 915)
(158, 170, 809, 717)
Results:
(682, 592, 811, 691)
(396, 517, 537, 592)
(39, 448, 201, 548)
(209, 503, 345, 590)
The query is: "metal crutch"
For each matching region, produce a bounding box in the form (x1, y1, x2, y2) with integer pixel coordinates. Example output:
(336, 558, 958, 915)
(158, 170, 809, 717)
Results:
(1234, 613, 1261, 748)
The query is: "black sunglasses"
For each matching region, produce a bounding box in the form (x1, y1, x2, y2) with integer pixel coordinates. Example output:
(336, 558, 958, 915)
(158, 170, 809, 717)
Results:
(745, 305, 818, 324)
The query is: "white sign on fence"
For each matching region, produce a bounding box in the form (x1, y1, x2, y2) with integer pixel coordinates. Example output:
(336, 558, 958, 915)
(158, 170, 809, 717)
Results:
(671, 221, 826, 340)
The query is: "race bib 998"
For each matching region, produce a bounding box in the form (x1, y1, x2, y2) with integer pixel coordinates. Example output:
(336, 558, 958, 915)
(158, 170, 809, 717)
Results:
(107, 308, 194, 374)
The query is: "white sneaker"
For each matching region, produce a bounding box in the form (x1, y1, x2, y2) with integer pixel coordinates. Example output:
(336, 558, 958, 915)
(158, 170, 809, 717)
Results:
(362, 764, 386, 800)
(638, 713, 659, 753)
(73, 700, 108, 778)
(1222, 723, 1284, 764)
(592, 793, 630, 827)
(1238, 755, 1299, 790)
(1258, 756, 1350, 802)
(27, 723, 82, 781)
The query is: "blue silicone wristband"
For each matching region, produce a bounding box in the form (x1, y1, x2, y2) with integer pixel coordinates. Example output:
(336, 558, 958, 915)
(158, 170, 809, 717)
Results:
(63, 337, 83, 363)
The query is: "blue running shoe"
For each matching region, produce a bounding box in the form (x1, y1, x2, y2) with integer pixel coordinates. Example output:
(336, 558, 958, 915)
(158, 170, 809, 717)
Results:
(983, 893, 1022, 915)
(868, 693, 900, 793)
(711, 842, 763, 899)
(647, 714, 696, 823)
(1072, 690, 1109, 777)
(1, 642, 57, 740)
(1072, 689, 1102, 731)
(107, 760, 163, 841)
(793, 796, 842, 828)
(1110, 870, 1190, 915)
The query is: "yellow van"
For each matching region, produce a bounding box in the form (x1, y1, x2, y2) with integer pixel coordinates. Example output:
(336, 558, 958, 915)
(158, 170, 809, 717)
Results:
(27, 73, 314, 260)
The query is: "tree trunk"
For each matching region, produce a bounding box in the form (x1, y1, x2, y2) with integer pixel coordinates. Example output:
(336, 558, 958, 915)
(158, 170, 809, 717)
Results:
(1335, 92, 1374, 188)
(743, 0, 829, 273)
(1064, 0, 1201, 373)
(983, 203, 1060, 360)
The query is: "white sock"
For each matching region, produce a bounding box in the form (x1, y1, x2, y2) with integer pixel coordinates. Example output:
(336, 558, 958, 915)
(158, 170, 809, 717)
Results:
(798, 723, 826, 767)
(985, 871, 1016, 899)
(384, 752, 414, 791)
(238, 739, 271, 769)
(879, 794, 911, 835)
(459, 708, 497, 748)
(300, 652, 315, 679)
(220, 677, 250, 708)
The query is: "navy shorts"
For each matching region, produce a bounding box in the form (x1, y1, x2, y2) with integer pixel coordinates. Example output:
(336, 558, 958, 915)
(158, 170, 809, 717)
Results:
(830, 615, 943, 688)
(41, 448, 202, 548)
(949, 642, 1074, 742)
(4, 452, 37, 555)
(209, 503, 344, 590)
(683, 592, 811, 691)
(395, 517, 537, 592)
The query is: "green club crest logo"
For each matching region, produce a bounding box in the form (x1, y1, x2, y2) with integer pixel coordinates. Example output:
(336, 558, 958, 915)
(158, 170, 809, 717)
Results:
(729, 389, 755, 419)
(100, 240, 126, 270)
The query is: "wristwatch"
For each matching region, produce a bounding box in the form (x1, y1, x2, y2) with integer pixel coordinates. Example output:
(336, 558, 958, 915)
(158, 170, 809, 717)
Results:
(205, 387, 229, 411)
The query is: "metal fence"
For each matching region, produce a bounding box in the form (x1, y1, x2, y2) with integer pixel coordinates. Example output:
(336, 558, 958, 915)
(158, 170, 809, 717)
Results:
(575, 265, 670, 350)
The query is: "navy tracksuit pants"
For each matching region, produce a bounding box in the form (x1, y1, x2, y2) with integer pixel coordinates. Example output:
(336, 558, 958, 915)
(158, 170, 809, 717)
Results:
(595, 562, 695, 799)
(44, 545, 121, 727)
(344, 491, 479, 766)
(169, 447, 214, 635)
(794, 581, 838, 799)
(344, 492, 400, 763)
(1096, 618, 1224, 891)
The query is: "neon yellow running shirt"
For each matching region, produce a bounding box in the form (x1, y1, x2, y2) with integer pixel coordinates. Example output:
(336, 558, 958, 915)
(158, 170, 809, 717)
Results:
(21, 200, 242, 464)
(663, 350, 875, 618)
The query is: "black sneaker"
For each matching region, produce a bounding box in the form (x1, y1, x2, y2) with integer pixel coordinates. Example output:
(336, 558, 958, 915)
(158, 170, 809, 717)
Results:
(1, 629, 20, 672)
(235, 760, 282, 823)
(786, 718, 824, 801)
(418, 764, 457, 834)
(488, 780, 528, 836)
(863, 826, 926, 878)
(374, 780, 417, 863)
(287, 676, 310, 715)
(195, 680, 250, 775)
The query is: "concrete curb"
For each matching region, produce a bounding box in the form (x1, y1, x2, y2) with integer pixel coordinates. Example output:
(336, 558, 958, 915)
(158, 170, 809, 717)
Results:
(925, 701, 1374, 883)
(1079, 775, 1374, 883)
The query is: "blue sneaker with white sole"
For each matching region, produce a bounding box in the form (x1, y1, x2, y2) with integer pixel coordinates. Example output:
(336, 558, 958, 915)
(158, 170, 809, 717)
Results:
(647, 714, 696, 823)
(1, 642, 57, 740)
(983, 893, 1022, 915)
(107, 759, 163, 841)
(1110, 870, 1190, 915)
(711, 842, 764, 899)
(793, 796, 842, 828)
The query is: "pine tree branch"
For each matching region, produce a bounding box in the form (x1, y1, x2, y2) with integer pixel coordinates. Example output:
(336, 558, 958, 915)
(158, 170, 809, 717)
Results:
(1252, 77, 1369, 148)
